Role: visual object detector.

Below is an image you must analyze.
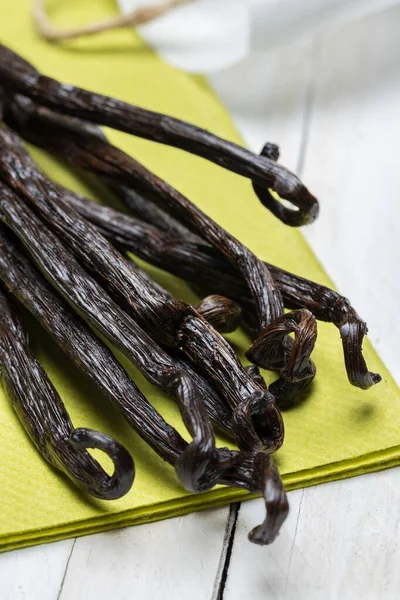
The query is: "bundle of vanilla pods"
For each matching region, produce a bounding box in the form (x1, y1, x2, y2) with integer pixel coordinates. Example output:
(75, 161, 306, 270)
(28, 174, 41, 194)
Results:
(0, 44, 380, 546)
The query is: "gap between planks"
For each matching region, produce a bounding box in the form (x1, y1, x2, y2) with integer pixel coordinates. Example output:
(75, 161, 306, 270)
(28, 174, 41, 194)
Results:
(212, 503, 240, 600)
(57, 539, 76, 600)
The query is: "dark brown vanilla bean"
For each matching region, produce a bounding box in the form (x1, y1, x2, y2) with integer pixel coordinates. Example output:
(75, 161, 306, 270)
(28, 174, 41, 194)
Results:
(0, 224, 187, 464)
(0, 211, 289, 545)
(126, 255, 242, 334)
(3, 95, 319, 404)
(0, 43, 318, 226)
(0, 182, 224, 493)
(170, 350, 235, 438)
(0, 286, 135, 500)
(4, 103, 284, 337)
(1, 52, 318, 399)
(110, 185, 203, 243)
(4, 99, 316, 393)
(246, 310, 317, 381)
(195, 294, 242, 335)
(78, 193, 378, 389)
(0, 125, 284, 453)
(219, 449, 289, 545)
(124, 257, 242, 334)
(0, 236, 288, 544)
(0, 180, 288, 533)
(179, 315, 283, 452)
(251, 142, 313, 227)
(27, 102, 202, 243)
(0, 47, 295, 544)
(38, 179, 379, 390)
(0, 127, 184, 349)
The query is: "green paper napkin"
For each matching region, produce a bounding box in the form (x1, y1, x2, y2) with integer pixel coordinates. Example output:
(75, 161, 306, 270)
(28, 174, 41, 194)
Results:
(0, 0, 398, 553)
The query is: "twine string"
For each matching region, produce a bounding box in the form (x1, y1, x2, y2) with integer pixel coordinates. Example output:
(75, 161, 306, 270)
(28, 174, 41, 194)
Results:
(32, 0, 190, 41)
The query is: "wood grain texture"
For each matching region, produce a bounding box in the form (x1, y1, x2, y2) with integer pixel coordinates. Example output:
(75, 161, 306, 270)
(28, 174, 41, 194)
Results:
(301, 4, 400, 384)
(58, 507, 229, 600)
(223, 6, 400, 600)
(0, 539, 74, 600)
(225, 469, 400, 600)
(222, 491, 304, 600)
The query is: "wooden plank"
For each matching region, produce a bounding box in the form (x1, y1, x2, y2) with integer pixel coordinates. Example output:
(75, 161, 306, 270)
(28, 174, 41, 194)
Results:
(301, 4, 400, 383)
(225, 470, 400, 600)
(223, 491, 304, 600)
(58, 507, 230, 600)
(212, 504, 240, 600)
(0, 539, 75, 600)
(224, 7, 400, 599)
(283, 469, 400, 599)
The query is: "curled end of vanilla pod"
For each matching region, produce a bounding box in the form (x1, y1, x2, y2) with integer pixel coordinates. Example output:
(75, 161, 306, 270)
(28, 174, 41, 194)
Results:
(253, 142, 319, 227)
(266, 267, 381, 390)
(246, 309, 317, 409)
(232, 390, 284, 453)
(248, 458, 289, 546)
(246, 309, 317, 379)
(336, 303, 382, 389)
(219, 451, 289, 545)
(69, 428, 135, 500)
(175, 444, 222, 493)
(196, 294, 242, 334)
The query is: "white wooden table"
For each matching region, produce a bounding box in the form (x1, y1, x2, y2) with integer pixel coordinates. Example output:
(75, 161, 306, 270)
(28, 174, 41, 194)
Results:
(1, 7, 399, 600)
